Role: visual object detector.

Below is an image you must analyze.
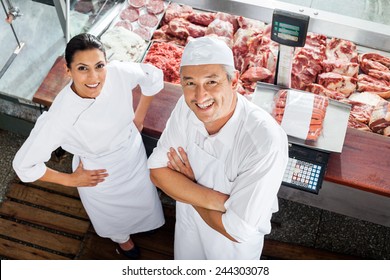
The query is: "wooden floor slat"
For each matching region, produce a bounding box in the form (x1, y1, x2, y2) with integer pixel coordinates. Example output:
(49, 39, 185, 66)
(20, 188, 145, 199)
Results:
(0, 238, 69, 260)
(132, 227, 174, 255)
(26, 180, 80, 198)
(0, 181, 359, 260)
(0, 200, 90, 236)
(78, 228, 174, 260)
(0, 218, 81, 255)
(7, 183, 88, 219)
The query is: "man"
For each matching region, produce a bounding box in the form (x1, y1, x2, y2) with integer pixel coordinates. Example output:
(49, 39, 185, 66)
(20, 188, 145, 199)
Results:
(148, 37, 288, 260)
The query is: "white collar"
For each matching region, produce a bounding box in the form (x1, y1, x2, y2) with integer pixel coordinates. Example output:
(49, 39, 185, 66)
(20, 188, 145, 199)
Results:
(188, 93, 244, 150)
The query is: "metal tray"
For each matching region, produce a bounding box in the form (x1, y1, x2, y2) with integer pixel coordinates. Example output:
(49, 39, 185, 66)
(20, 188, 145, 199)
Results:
(107, 0, 170, 41)
(251, 82, 351, 153)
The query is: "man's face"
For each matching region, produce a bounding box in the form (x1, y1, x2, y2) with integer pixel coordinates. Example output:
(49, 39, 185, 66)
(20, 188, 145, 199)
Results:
(180, 64, 238, 134)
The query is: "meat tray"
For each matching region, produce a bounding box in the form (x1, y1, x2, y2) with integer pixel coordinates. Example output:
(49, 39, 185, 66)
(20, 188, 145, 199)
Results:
(142, 40, 184, 84)
(252, 82, 351, 153)
(105, 0, 170, 41)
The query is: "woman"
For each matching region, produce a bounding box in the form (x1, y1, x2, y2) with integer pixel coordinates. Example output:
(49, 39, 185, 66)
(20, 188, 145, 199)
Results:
(13, 33, 165, 258)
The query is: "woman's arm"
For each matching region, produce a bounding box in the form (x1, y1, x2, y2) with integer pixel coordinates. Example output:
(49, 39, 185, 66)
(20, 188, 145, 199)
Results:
(133, 94, 154, 132)
(39, 161, 108, 187)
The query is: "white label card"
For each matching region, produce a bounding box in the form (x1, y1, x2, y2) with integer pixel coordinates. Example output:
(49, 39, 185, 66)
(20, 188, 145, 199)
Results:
(281, 90, 314, 140)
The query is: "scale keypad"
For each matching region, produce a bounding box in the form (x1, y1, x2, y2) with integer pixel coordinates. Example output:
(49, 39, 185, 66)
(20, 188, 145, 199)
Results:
(283, 158, 322, 192)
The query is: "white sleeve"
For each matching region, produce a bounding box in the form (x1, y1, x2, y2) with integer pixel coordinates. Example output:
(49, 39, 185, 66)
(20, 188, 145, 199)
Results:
(138, 63, 164, 95)
(147, 97, 188, 169)
(113, 61, 164, 96)
(12, 112, 63, 182)
(222, 131, 288, 242)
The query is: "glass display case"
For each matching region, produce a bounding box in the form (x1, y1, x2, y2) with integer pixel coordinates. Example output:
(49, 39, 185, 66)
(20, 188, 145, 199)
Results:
(53, 0, 126, 41)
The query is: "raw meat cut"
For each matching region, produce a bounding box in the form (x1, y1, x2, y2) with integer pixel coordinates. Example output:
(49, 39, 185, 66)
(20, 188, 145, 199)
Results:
(349, 91, 388, 107)
(367, 69, 390, 83)
(146, 0, 165, 15)
(163, 3, 193, 23)
(153, 24, 187, 46)
(215, 12, 239, 33)
(206, 19, 234, 40)
(273, 90, 329, 141)
(317, 72, 357, 97)
(186, 11, 216, 26)
(360, 57, 390, 74)
(120, 6, 139, 22)
(115, 20, 133, 31)
(129, 0, 146, 8)
(143, 41, 184, 84)
(326, 38, 358, 63)
(341, 99, 374, 124)
(291, 33, 326, 90)
(369, 102, 390, 136)
(167, 18, 206, 39)
(348, 115, 371, 131)
(359, 53, 390, 68)
(133, 27, 151, 40)
(357, 74, 390, 98)
(236, 16, 265, 30)
(240, 67, 272, 82)
(138, 13, 159, 28)
(307, 83, 345, 100)
(321, 60, 359, 78)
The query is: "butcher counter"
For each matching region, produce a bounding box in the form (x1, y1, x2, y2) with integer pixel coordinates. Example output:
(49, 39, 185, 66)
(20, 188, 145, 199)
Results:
(32, 55, 390, 228)
(32, 0, 390, 227)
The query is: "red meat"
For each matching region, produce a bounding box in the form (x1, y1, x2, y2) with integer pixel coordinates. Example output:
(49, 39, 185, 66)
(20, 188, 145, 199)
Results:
(144, 42, 184, 84)
(146, 0, 165, 15)
(120, 6, 139, 22)
(138, 13, 159, 28)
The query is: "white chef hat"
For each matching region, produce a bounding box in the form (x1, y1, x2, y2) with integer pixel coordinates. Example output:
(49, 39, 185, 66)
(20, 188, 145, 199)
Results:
(180, 36, 235, 67)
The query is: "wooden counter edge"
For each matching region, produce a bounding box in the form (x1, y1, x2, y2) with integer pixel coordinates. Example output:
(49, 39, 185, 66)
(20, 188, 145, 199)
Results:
(31, 56, 390, 198)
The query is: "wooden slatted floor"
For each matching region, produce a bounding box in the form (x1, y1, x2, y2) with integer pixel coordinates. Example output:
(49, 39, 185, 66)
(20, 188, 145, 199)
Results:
(0, 180, 89, 259)
(0, 180, 174, 260)
(0, 180, 357, 260)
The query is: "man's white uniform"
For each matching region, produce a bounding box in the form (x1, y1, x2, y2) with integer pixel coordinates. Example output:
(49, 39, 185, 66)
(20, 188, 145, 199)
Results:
(148, 93, 288, 259)
(13, 61, 165, 243)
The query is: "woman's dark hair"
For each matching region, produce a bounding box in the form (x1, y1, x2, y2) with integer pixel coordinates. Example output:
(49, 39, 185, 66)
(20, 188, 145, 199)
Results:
(65, 33, 106, 68)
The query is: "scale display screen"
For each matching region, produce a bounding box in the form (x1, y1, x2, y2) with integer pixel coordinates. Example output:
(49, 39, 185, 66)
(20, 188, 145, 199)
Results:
(274, 22, 300, 42)
(271, 9, 309, 47)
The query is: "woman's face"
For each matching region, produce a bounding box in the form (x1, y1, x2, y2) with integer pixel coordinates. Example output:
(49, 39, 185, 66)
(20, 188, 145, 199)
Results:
(67, 48, 107, 99)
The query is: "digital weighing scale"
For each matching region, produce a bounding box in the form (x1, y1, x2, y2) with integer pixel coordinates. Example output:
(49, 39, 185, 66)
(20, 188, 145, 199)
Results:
(271, 9, 309, 88)
(252, 9, 350, 194)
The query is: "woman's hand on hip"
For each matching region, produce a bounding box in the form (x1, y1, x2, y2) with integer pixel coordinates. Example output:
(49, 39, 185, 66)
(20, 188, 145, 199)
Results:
(70, 161, 108, 187)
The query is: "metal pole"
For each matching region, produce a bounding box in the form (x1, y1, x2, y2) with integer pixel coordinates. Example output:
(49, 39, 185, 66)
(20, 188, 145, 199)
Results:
(66, 0, 70, 42)
(0, 0, 21, 48)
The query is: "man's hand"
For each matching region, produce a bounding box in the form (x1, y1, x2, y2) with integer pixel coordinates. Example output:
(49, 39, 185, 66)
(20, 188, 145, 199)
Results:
(70, 161, 109, 187)
(167, 147, 195, 181)
(166, 146, 229, 212)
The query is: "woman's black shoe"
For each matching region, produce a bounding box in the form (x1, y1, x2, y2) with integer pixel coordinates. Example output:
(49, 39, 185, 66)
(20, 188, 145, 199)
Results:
(117, 245, 140, 259)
